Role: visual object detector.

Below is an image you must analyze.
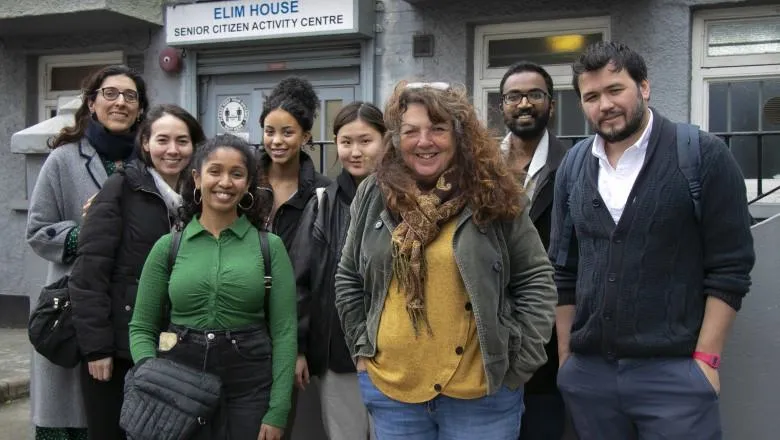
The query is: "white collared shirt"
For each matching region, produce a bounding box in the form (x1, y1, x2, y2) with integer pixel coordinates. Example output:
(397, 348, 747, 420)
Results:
(500, 131, 549, 201)
(591, 110, 654, 223)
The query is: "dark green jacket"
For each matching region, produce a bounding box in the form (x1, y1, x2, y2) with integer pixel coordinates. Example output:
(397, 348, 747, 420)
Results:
(334, 175, 557, 394)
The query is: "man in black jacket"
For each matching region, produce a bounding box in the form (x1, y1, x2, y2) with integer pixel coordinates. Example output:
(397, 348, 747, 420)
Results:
(550, 41, 755, 439)
(499, 61, 569, 440)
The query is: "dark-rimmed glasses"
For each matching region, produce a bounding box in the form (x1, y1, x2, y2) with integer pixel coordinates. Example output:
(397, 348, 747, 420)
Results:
(502, 89, 550, 105)
(95, 87, 139, 103)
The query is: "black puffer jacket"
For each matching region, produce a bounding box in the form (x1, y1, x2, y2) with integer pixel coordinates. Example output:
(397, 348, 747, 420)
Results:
(70, 161, 173, 361)
(289, 170, 357, 376)
(259, 150, 331, 249)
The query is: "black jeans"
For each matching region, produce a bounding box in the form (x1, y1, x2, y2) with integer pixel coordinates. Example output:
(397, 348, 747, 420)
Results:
(79, 356, 133, 440)
(161, 324, 274, 440)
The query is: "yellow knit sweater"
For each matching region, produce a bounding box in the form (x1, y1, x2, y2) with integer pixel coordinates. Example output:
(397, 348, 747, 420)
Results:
(366, 219, 487, 403)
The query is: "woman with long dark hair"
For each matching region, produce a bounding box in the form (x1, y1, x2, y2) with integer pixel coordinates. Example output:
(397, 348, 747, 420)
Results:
(69, 104, 204, 439)
(290, 102, 385, 439)
(130, 134, 298, 440)
(26, 65, 149, 440)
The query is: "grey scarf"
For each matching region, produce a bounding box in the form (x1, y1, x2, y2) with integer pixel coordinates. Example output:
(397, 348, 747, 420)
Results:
(147, 167, 183, 219)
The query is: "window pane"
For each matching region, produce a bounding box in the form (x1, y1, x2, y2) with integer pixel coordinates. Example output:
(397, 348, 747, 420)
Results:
(487, 91, 506, 137)
(762, 134, 780, 179)
(558, 89, 589, 138)
(731, 81, 760, 132)
(487, 33, 602, 68)
(708, 82, 728, 133)
(762, 80, 780, 131)
(707, 18, 780, 56)
(727, 135, 758, 179)
(50, 65, 110, 91)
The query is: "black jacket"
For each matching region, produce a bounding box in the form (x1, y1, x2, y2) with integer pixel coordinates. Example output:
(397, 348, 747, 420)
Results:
(69, 161, 174, 361)
(289, 171, 357, 376)
(523, 133, 568, 395)
(259, 150, 331, 249)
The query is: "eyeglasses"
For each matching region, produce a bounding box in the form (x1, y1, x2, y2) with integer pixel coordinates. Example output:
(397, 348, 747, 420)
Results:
(405, 82, 451, 91)
(502, 89, 550, 105)
(95, 87, 140, 104)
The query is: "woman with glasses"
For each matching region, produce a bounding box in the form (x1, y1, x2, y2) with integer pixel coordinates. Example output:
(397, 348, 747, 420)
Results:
(26, 65, 149, 440)
(68, 105, 205, 439)
(334, 81, 557, 439)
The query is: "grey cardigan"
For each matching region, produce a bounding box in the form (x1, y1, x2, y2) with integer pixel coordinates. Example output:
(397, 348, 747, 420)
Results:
(26, 139, 108, 427)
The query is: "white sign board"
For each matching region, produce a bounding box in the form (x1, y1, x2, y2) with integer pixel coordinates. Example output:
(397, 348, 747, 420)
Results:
(166, 0, 357, 45)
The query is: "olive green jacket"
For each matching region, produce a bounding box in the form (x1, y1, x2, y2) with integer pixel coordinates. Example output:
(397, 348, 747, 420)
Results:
(334, 175, 557, 394)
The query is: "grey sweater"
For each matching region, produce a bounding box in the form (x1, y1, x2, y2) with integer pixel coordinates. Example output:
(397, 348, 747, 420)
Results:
(549, 112, 755, 360)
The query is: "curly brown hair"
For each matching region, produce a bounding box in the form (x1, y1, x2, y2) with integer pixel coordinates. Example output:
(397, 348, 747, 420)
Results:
(376, 81, 524, 225)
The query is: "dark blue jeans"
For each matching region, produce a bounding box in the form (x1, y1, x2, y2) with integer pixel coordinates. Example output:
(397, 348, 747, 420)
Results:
(160, 324, 273, 440)
(358, 371, 523, 440)
(558, 355, 721, 440)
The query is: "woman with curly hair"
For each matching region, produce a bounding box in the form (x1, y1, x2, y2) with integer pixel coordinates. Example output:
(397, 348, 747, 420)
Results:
(259, 76, 330, 247)
(334, 81, 557, 439)
(129, 134, 298, 440)
(258, 76, 330, 438)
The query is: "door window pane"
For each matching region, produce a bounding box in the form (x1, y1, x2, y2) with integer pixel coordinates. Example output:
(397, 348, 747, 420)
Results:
(486, 91, 505, 137)
(311, 99, 344, 178)
(487, 33, 602, 68)
(707, 17, 780, 56)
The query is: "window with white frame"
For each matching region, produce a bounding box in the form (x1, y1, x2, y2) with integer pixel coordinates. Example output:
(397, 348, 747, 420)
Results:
(473, 17, 610, 144)
(38, 51, 124, 122)
(691, 6, 780, 204)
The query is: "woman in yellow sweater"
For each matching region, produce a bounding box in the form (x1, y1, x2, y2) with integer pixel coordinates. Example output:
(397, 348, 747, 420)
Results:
(334, 81, 558, 439)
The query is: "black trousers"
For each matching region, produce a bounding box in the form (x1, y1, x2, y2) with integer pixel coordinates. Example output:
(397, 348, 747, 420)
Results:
(79, 356, 133, 440)
(161, 324, 274, 440)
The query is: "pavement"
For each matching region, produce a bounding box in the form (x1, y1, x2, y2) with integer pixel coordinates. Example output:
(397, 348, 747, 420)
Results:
(0, 328, 30, 404)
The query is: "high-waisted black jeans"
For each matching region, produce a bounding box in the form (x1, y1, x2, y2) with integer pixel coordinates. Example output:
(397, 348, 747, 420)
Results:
(160, 324, 274, 440)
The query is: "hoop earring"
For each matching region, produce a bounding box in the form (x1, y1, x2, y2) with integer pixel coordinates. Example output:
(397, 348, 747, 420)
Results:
(238, 192, 255, 210)
(193, 188, 202, 205)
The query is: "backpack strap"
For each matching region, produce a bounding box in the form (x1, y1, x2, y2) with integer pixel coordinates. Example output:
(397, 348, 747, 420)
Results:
(161, 229, 183, 330)
(258, 230, 273, 330)
(554, 136, 594, 267)
(168, 229, 183, 273)
(676, 123, 702, 223)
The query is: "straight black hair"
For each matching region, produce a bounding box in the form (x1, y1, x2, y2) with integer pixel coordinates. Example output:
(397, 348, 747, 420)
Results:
(572, 41, 648, 97)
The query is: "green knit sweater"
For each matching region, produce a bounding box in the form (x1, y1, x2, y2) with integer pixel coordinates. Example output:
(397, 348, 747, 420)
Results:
(129, 215, 297, 428)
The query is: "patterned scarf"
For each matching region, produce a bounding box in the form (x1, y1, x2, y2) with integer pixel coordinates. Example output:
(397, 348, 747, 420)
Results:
(391, 168, 466, 335)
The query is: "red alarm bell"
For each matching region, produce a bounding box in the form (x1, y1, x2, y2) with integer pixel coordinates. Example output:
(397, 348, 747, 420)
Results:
(159, 47, 182, 74)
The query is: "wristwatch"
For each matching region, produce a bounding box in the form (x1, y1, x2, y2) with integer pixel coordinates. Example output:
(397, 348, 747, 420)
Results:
(693, 351, 721, 369)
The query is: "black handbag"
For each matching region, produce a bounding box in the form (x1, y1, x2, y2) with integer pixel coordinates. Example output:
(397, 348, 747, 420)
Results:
(27, 275, 80, 368)
(120, 357, 222, 440)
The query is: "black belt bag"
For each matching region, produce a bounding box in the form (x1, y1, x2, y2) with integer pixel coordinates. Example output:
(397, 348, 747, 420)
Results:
(120, 357, 222, 440)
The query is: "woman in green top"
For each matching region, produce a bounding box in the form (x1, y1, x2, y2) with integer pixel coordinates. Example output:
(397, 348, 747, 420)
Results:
(129, 134, 298, 440)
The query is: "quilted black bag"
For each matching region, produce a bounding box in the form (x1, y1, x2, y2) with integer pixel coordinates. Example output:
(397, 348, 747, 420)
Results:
(120, 357, 222, 440)
(27, 275, 80, 368)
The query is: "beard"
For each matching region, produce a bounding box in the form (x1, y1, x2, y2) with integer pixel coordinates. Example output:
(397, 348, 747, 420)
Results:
(593, 90, 646, 143)
(504, 107, 552, 141)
